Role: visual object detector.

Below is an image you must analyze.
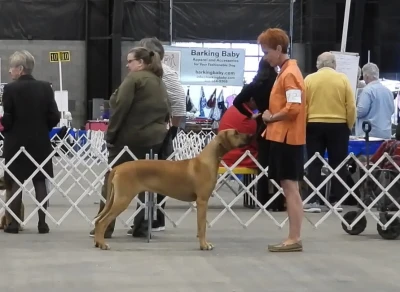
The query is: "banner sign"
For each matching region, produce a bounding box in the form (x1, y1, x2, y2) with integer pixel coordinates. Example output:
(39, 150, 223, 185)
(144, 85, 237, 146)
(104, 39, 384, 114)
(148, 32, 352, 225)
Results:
(163, 46, 245, 86)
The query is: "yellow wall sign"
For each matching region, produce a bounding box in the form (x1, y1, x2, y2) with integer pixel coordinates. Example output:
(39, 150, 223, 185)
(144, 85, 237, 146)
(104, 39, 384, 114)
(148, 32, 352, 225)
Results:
(49, 51, 71, 62)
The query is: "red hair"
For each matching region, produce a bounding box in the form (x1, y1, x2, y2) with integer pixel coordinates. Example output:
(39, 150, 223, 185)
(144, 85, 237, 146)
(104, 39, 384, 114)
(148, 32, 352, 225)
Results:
(257, 28, 289, 54)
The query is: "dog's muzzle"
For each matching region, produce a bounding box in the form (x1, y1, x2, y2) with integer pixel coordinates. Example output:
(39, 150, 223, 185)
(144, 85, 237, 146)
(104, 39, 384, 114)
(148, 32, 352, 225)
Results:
(247, 134, 255, 143)
(238, 134, 254, 147)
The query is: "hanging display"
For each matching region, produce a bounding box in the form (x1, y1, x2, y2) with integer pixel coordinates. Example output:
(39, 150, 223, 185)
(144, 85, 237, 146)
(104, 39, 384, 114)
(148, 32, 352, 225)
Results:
(199, 86, 207, 117)
(225, 94, 237, 108)
(206, 88, 217, 109)
(185, 88, 193, 112)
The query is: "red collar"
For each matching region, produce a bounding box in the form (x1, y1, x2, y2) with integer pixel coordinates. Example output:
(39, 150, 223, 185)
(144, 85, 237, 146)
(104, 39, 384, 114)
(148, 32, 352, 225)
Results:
(242, 103, 254, 115)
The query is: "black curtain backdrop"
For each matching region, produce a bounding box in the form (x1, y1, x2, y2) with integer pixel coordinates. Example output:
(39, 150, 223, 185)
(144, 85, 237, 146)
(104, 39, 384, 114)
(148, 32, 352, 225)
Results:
(0, 0, 300, 43)
(122, 0, 297, 42)
(122, 0, 170, 41)
(173, 0, 291, 41)
(0, 0, 86, 40)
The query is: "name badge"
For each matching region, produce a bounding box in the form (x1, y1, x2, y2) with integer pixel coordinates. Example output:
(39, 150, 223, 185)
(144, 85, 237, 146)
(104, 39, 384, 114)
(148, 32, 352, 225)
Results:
(286, 89, 302, 103)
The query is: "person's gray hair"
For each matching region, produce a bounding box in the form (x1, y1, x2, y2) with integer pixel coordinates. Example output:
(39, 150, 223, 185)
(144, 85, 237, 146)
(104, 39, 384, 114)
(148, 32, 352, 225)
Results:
(9, 50, 35, 74)
(357, 66, 362, 80)
(362, 62, 379, 80)
(316, 52, 336, 70)
(138, 37, 165, 60)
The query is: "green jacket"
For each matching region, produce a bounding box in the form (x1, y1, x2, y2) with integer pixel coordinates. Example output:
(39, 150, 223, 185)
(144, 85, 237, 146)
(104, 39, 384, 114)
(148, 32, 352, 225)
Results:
(106, 70, 170, 148)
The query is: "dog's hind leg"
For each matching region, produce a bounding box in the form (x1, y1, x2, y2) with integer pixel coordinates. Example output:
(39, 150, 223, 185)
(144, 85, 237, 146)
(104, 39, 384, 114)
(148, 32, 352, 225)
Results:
(94, 171, 115, 223)
(94, 183, 115, 249)
(196, 196, 214, 251)
(95, 188, 136, 250)
(94, 185, 114, 225)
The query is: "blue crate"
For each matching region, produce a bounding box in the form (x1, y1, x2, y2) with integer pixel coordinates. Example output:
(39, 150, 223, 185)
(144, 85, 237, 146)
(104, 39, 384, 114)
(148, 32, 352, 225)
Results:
(347, 140, 383, 156)
(322, 140, 384, 158)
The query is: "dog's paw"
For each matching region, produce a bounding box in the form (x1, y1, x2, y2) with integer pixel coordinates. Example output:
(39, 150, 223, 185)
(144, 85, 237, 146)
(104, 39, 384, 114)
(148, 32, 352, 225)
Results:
(100, 243, 110, 250)
(94, 240, 110, 250)
(94, 242, 111, 250)
(200, 242, 214, 251)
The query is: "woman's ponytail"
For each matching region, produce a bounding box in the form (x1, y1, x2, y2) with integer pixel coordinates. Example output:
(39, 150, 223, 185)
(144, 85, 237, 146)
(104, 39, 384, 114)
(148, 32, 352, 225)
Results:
(147, 51, 163, 78)
(127, 47, 164, 78)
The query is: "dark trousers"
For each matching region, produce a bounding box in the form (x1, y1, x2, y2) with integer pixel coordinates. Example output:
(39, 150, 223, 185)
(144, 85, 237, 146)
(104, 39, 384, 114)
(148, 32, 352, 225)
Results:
(97, 144, 163, 234)
(133, 190, 166, 228)
(133, 139, 173, 229)
(256, 138, 285, 210)
(306, 123, 349, 203)
(8, 179, 48, 224)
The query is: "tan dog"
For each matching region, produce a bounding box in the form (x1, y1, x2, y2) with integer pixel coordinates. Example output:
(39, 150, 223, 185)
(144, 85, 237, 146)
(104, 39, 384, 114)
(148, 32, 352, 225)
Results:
(0, 177, 25, 231)
(93, 129, 253, 251)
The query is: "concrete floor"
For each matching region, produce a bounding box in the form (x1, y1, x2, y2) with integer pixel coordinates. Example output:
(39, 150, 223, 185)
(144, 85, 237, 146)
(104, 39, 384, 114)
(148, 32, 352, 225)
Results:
(1, 184, 399, 292)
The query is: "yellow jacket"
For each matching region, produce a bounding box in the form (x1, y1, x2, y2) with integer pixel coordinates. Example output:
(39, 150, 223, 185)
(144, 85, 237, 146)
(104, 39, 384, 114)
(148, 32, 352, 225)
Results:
(305, 67, 356, 129)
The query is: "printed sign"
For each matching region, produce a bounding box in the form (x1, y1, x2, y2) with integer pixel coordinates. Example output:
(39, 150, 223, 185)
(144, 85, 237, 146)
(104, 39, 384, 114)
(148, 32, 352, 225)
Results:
(331, 51, 360, 96)
(163, 51, 181, 78)
(164, 46, 245, 86)
(49, 51, 71, 62)
(0, 83, 6, 104)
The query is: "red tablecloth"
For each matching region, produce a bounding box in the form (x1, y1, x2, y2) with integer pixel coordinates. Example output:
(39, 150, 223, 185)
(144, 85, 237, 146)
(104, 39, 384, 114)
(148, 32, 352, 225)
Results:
(85, 120, 108, 131)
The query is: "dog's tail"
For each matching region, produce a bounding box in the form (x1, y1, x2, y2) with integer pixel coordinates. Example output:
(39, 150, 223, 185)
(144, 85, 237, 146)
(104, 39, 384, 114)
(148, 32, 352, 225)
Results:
(94, 169, 116, 223)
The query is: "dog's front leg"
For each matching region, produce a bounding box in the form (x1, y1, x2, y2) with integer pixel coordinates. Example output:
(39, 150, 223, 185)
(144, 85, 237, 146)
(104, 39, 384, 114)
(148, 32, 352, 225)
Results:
(196, 198, 214, 250)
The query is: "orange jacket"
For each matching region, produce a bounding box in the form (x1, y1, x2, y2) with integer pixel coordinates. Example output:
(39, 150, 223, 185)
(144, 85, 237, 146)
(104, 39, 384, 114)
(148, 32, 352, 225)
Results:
(264, 60, 306, 145)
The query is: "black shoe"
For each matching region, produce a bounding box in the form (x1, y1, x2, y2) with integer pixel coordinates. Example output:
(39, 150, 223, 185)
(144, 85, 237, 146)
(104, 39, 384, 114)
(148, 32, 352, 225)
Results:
(38, 222, 50, 234)
(267, 205, 286, 212)
(131, 226, 148, 238)
(4, 222, 19, 234)
(274, 206, 286, 212)
(127, 227, 134, 236)
(127, 221, 165, 236)
(89, 228, 113, 238)
(131, 223, 149, 238)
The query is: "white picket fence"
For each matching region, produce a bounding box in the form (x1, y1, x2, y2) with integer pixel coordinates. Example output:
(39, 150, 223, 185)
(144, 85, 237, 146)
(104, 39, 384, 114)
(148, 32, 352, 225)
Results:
(0, 130, 400, 239)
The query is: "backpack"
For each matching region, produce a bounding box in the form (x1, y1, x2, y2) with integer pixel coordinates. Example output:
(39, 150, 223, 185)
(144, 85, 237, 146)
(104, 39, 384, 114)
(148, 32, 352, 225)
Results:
(371, 140, 400, 166)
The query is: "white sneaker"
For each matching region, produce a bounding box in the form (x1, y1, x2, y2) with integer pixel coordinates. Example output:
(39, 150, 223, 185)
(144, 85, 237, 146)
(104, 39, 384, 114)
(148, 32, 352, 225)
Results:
(331, 203, 343, 213)
(152, 226, 166, 232)
(303, 202, 322, 213)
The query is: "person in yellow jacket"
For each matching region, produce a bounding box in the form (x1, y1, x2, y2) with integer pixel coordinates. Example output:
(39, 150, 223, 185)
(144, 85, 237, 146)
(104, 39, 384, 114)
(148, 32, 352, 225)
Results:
(303, 52, 356, 214)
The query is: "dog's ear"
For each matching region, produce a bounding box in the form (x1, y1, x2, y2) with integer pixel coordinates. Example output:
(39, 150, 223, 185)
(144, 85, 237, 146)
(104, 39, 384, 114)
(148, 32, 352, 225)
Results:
(217, 130, 233, 151)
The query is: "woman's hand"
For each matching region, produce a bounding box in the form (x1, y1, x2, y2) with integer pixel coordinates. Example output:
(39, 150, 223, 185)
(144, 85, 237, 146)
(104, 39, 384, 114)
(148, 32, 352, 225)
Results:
(262, 110, 273, 123)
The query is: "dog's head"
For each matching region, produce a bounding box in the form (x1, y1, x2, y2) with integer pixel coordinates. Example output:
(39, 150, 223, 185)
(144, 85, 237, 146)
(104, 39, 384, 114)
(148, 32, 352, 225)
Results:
(215, 129, 254, 153)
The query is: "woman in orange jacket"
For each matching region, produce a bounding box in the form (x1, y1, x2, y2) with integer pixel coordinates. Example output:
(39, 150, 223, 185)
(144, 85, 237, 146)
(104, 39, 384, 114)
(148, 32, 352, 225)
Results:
(258, 28, 306, 252)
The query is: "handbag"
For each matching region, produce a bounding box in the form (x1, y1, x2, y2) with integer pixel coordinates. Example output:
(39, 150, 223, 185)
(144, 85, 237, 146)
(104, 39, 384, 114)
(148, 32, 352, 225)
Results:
(159, 126, 176, 159)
